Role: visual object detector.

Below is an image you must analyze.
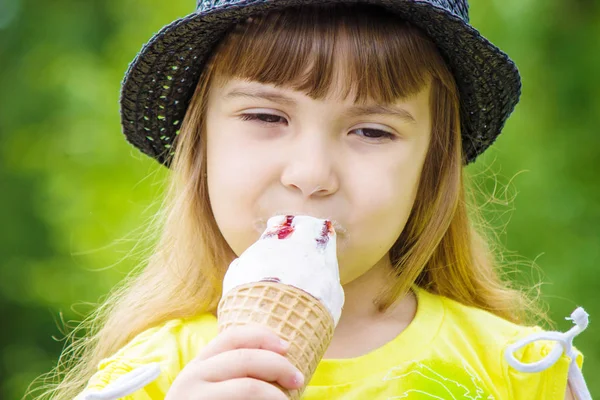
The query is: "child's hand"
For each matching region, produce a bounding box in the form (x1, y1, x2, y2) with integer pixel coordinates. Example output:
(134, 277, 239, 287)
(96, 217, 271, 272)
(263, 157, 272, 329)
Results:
(165, 324, 304, 399)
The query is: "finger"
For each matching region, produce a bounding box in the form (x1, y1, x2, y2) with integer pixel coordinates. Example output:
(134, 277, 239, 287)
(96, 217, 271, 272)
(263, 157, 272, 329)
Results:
(200, 348, 304, 390)
(197, 324, 289, 361)
(208, 378, 289, 400)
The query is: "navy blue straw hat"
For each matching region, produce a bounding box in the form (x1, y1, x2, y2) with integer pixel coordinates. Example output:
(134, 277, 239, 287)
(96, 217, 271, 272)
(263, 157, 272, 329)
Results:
(120, 0, 521, 167)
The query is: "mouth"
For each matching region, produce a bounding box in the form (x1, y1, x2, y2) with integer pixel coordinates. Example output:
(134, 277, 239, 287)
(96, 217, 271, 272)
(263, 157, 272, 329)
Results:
(253, 212, 348, 238)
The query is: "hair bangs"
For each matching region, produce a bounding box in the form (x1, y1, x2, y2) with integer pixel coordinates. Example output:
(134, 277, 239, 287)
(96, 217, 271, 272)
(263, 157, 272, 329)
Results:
(209, 4, 448, 105)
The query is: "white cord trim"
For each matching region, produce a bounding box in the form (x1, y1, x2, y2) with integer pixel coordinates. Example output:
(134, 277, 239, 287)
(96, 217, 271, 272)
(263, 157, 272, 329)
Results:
(504, 307, 592, 400)
(83, 363, 162, 400)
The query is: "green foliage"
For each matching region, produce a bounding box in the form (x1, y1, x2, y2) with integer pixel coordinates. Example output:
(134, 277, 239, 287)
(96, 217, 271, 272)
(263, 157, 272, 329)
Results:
(0, 0, 597, 398)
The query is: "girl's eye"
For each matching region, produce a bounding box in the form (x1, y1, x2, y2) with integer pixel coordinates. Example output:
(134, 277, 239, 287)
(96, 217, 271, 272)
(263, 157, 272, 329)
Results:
(352, 128, 396, 141)
(239, 114, 395, 140)
(239, 113, 287, 125)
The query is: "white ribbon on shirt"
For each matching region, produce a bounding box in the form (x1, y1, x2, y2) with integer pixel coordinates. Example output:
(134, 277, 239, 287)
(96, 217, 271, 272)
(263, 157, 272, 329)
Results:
(504, 307, 592, 400)
(83, 363, 161, 400)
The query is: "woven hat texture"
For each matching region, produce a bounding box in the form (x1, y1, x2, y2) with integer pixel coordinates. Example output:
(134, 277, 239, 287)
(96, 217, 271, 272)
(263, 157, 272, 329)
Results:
(120, 0, 521, 167)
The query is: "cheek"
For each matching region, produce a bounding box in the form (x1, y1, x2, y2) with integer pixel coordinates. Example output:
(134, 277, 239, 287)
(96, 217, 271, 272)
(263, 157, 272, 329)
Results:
(337, 160, 422, 282)
(206, 116, 287, 256)
(206, 119, 264, 254)
(207, 127, 248, 186)
(206, 118, 279, 188)
(207, 118, 260, 197)
(348, 157, 421, 228)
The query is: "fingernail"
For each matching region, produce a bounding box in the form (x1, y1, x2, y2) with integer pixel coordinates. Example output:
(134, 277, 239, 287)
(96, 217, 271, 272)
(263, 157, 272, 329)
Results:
(279, 339, 290, 350)
(293, 370, 304, 388)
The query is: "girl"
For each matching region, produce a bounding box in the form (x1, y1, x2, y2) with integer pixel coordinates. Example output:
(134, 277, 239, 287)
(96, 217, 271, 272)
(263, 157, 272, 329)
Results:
(34, 1, 591, 399)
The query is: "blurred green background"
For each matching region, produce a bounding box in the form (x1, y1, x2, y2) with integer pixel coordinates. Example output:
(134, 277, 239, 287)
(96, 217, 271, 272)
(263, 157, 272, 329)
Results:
(0, 0, 598, 398)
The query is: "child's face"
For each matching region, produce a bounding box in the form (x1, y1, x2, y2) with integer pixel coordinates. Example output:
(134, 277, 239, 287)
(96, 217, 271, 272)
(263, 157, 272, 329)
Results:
(206, 77, 432, 284)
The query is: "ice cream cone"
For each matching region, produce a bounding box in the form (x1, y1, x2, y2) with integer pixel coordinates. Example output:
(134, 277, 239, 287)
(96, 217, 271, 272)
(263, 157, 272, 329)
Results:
(218, 215, 344, 399)
(217, 280, 335, 400)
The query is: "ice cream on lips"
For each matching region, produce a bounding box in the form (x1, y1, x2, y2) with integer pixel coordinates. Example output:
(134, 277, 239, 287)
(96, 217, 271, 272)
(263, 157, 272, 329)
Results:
(221, 215, 345, 326)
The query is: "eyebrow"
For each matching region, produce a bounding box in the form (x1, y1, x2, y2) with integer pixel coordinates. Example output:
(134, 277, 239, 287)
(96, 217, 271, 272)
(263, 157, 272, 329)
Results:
(224, 87, 417, 124)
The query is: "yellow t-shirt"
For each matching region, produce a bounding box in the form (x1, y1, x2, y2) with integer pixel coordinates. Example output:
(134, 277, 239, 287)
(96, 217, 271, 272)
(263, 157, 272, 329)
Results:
(77, 287, 584, 399)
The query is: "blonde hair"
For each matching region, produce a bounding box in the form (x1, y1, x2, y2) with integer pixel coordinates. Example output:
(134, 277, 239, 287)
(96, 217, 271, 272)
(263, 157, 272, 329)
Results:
(29, 4, 547, 399)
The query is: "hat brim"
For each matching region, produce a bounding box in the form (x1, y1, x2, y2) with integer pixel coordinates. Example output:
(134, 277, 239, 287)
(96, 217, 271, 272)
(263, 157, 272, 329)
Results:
(120, 0, 521, 167)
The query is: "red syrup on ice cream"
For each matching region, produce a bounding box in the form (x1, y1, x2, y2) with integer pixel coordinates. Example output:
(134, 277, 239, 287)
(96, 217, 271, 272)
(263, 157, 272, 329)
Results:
(263, 216, 333, 248)
(316, 220, 334, 249)
(263, 215, 295, 239)
(277, 215, 295, 239)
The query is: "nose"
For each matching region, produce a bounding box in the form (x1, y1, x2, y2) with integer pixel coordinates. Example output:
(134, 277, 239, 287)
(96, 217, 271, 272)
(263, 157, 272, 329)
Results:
(280, 134, 339, 198)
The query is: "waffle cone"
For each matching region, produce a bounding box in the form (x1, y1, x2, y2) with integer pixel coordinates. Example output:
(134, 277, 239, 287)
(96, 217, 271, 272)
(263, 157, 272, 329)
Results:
(217, 281, 336, 400)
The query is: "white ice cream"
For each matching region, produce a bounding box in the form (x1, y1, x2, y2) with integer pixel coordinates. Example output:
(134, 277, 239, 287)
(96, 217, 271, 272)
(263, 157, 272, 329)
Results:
(221, 215, 345, 326)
